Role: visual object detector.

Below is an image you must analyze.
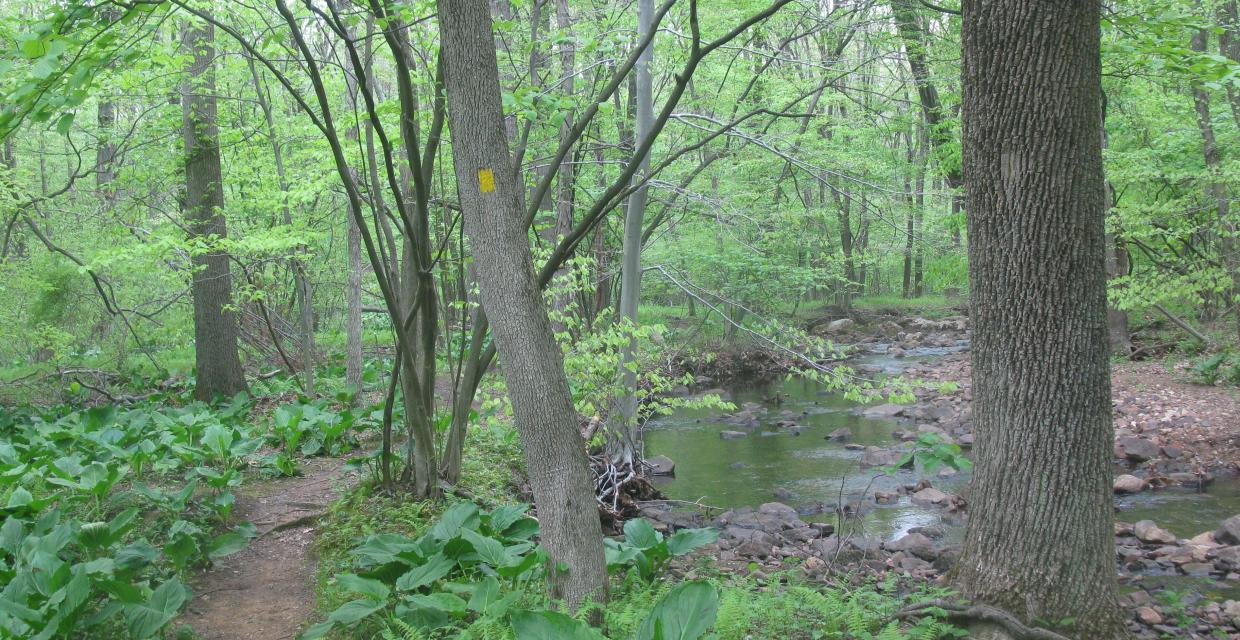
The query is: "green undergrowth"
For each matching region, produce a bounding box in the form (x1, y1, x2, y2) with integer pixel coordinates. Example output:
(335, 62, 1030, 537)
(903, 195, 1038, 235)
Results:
(311, 421, 963, 640)
(0, 379, 374, 639)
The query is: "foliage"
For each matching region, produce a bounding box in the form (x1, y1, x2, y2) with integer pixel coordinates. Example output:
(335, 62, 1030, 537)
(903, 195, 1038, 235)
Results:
(604, 518, 719, 582)
(892, 432, 972, 475)
(303, 502, 546, 639)
(0, 394, 282, 638)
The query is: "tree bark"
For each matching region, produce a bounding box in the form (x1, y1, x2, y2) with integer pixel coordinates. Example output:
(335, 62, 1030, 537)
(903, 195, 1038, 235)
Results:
(182, 19, 247, 401)
(437, 0, 608, 610)
(1190, 29, 1240, 343)
(611, 0, 655, 466)
(955, 1, 1125, 637)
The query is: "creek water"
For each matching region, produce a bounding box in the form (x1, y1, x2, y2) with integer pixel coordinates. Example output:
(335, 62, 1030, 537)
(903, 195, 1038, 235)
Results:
(644, 347, 1240, 576)
(644, 347, 969, 543)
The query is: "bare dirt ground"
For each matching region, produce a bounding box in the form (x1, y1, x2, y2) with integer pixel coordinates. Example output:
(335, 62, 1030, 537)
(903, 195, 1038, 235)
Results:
(180, 457, 350, 640)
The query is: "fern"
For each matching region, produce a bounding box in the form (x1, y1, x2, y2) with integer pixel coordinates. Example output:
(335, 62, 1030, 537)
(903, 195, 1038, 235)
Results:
(380, 617, 426, 640)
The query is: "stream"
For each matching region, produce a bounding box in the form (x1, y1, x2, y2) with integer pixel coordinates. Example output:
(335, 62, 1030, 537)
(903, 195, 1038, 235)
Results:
(644, 346, 1240, 597)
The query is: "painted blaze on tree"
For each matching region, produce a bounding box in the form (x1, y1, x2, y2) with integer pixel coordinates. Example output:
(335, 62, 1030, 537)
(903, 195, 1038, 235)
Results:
(955, 1, 1126, 638)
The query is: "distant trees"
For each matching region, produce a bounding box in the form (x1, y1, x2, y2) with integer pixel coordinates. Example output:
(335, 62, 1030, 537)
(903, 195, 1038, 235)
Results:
(955, 1, 1125, 637)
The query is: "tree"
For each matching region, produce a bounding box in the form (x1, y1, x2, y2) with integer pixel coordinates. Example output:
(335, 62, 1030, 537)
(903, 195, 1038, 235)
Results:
(436, 0, 608, 610)
(182, 19, 247, 401)
(611, 0, 656, 469)
(954, 2, 1125, 638)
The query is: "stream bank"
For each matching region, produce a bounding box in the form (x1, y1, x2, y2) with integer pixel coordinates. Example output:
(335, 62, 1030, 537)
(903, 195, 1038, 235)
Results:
(643, 312, 1240, 638)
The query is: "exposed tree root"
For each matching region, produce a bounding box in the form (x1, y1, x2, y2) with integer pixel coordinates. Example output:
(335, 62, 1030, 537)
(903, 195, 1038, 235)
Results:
(589, 453, 664, 533)
(891, 600, 1072, 640)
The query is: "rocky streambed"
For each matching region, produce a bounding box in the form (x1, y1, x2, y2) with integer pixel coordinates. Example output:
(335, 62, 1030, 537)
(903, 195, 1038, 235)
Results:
(644, 313, 1240, 638)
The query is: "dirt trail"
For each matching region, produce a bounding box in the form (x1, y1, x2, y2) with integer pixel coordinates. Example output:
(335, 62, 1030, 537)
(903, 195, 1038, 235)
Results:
(181, 458, 347, 640)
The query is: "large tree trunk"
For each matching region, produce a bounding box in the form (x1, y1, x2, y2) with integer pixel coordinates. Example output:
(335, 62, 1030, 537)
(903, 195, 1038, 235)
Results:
(182, 20, 247, 401)
(955, 2, 1125, 638)
(437, 0, 608, 610)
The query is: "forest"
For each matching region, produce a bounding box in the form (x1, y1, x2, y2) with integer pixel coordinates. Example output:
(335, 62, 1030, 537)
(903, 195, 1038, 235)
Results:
(1, 0, 1239, 638)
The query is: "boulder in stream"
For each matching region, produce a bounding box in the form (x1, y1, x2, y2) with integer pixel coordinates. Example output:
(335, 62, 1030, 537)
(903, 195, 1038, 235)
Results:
(1118, 436, 1161, 462)
(826, 427, 852, 442)
(1217, 514, 1240, 545)
(861, 403, 906, 419)
(1134, 520, 1178, 545)
(646, 455, 675, 476)
(1113, 474, 1146, 494)
(911, 487, 950, 507)
(720, 430, 748, 440)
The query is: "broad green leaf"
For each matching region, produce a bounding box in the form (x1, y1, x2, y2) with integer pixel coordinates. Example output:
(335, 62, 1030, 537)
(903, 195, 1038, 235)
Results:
(636, 581, 719, 640)
(666, 527, 719, 557)
(511, 609, 602, 640)
(623, 518, 662, 550)
(125, 577, 189, 639)
(395, 552, 455, 591)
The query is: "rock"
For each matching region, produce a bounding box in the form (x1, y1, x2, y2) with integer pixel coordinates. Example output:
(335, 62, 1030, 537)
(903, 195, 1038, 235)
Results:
(646, 455, 675, 476)
(1182, 562, 1213, 576)
(875, 490, 899, 504)
(826, 427, 853, 442)
(728, 461, 749, 469)
(825, 318, 856, 334)
(1118, 436, 1160, 462)
(1134, 520, 1178, 545)
(911, 487, 950, 507)
(802, 555, 825, 573)
(878, 321, 903, 337)
(1113, 474, 1146, 494)
(860, 447, 904, 468)
(772, 487, 794, 501)
(847, 536, 882, 554)
(1215, 545, 1240, 566)
(1136, 607, 1164, 626)
(861, 403, 906, 419)
(1224, 600, 1240, 625)
(1217, 515, 1240, 545)
(758, 502, 801, 522)
(1188, 531, 1218, 547)
(720, 430, 748, 440)
(736, 538, 772, 558)
(886, 533, 939, 561)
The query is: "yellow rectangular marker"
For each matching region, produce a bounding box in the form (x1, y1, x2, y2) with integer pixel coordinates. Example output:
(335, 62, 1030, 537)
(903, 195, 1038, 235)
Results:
(478, 168, 495, 193)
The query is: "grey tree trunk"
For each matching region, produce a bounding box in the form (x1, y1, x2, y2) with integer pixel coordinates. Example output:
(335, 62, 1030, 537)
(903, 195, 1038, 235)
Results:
(1190, 29, 1240, 343)
(611, 0, 655, 465)
(956, 2, 1125, 638)
(182, 20, 247, 402)
(437, 0, 608, 610)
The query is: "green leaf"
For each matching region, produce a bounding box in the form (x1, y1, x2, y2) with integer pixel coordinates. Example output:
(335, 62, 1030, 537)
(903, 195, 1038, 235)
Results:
(403, 592, 467, 615)
(208, 532, 249, 560)
(125, 577, 189, 639)
(636, 581, 719, 640)
(54, 112, 74, 135)
(336, 573, 391, 601)
(326, 598, 385, 625)
(666, 528, 718, 557)
(623, 518, 662, 550)
(511, 609, 602, 640)
(461, 528, 507, 566)
(395, 552, 455, 591)
(429, 502, 479, 540)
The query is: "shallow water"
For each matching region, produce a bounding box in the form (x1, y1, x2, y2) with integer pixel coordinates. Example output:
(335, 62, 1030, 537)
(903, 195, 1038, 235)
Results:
(646, 346, 1240, 552)
(645, 366, 966, 542)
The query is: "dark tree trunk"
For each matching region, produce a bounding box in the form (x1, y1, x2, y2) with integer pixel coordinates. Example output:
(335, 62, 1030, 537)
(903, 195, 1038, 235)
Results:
(182, 20, 247, 401)
(437, 0, 608, 610)
(956, 2, 1125, 638)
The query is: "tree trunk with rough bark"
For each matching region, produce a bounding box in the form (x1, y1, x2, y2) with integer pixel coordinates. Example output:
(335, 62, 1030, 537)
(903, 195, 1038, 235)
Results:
(182, 20, 247, 402)
(1190, 29, 1240, 343)
(955, 2, 1125, 637)
(437, 0, 608, 610)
